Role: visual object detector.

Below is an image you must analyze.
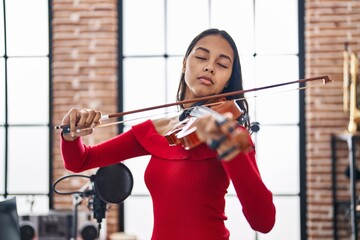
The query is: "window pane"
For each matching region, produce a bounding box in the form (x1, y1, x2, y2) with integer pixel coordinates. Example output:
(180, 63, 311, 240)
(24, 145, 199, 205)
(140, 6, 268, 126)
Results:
(0, 59, 4, 124)
(240, 56, 256, 90)
(0, 128, 4, 193)
(225, 196, 257, 240)
(259, 196, 300, 240)
(254, 55, 299, 124)
(0, 2, 4, 56)
(255, 90, 299, 124)
(7, 58, 49, 124)
(8, 127, 48, 193)
(123, 157, 150, 195)
(12, 195, 49, 215)
(255, 0, 298, 54)
(211, 0, 255, 55)
(125, 196, 153, 239)
(256, 126, 299, 194)
(6, 0, 49, 56)
(123, 58, 166, 125)
(166, 57, 183, 103)
(123, 0, 165, 56)
(255, 55, 299, 87)
(166, 0, 209, 55)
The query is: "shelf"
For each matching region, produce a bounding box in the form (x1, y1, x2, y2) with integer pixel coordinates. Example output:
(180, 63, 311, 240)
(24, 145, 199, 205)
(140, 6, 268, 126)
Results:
(331, 133, 360, 240)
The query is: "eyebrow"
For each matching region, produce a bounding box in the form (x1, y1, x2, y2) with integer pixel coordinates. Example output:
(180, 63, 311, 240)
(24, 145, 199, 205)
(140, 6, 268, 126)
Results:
(195, 47, 232, 63)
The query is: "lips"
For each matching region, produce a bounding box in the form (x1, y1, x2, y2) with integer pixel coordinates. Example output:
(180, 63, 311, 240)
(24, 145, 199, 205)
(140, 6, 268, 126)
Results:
(198, 76, 214, 85)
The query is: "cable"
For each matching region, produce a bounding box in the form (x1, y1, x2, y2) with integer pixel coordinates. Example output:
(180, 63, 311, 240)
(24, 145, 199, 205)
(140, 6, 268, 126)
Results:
(52, 174, 91, 195)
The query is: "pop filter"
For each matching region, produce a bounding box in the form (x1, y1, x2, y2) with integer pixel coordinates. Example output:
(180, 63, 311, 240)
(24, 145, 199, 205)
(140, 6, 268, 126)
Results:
(92, 163, 133, 204)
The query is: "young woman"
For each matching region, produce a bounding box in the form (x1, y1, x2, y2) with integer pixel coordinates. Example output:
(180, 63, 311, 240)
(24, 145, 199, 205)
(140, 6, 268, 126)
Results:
(60, 28, 276, 240)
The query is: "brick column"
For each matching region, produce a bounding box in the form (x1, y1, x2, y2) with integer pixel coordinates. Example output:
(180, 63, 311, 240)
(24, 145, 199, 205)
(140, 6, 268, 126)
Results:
(305, 1, 360, 239)
(51, 0, 119, 238)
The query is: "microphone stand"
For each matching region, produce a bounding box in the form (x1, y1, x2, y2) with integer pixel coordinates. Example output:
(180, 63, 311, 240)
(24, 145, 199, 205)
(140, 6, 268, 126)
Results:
(72, 193, 83, 240)
(91, 194, 107, 238)
(71, 182, 93, 240)
(70, 179, 107, 240)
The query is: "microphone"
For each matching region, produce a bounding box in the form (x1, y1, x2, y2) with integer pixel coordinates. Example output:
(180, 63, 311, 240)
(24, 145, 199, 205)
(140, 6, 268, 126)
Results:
(88, 163, 134, 227)
(88, 163, 134, 239)
(53, 163, 134, 239)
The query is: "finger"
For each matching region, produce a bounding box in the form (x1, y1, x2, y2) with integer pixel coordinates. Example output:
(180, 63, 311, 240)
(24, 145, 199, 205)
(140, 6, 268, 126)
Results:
(208, 135, 227, 149)
(84, 109, 98, 127)
(86, 110, 102, 128)
(230, 128, 254, 153)
(218, 146, 238, 160)
(219, 120, 239, 136)
(76, 109, 90, 129)
(222, 112, 234, 121)
(207, 121, 238, 149)
(69, 109, 80, 137)
(216, 128, 253, 160)
(76, 128, 94, 137)
(92, 111, 102, 128)
(233, 128, 253, 151)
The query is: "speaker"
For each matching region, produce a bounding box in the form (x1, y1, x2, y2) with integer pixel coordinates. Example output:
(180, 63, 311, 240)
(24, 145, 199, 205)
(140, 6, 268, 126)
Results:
(19, 211, 104, 240)
(19, 219, 36, 240)
(79, 222, 98, 240)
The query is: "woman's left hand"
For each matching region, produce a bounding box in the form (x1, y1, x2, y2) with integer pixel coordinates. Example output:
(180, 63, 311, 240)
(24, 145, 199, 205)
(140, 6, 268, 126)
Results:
(194, 112, 253, 161)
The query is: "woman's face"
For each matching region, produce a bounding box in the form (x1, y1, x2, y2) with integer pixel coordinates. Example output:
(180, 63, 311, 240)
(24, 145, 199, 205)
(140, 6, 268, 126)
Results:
(183, 34, 234, 100)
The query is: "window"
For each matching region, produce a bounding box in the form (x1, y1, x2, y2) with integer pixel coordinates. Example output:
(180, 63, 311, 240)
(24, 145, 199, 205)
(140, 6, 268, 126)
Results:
(0, 0, 51, 214)
(120, 0, 302, 239)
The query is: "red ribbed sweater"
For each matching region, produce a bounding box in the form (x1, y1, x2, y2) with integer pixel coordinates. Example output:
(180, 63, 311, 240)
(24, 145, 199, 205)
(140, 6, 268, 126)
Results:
(61, 120, 276, 240)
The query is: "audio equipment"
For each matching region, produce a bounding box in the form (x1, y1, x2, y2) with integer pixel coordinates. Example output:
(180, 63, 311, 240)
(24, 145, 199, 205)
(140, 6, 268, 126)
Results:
(0, 197, 20, 240)
(19, 211, 104, 240)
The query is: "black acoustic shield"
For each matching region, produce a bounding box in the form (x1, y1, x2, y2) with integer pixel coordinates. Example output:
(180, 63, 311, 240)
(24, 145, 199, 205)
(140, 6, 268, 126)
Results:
(93, 163, 133, 204)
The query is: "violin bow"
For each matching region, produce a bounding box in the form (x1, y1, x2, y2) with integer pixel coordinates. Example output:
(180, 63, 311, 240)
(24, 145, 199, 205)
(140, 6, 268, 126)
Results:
(54, 75, 332, 133)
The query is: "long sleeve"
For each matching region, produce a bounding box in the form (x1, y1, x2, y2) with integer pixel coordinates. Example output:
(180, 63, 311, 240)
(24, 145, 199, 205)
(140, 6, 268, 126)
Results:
(221, 150, 276, 233)
(60, 120, 276, 239)
(60, 128, 149, 173)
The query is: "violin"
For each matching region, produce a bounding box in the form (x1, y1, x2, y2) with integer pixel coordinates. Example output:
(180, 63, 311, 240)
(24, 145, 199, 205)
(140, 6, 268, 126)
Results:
(168, 104, 254, 160)
(164, 100, 244, 150)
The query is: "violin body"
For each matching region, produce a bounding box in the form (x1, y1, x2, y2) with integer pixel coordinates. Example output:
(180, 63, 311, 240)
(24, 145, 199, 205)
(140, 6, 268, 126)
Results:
(169, 117, 200, 150)
(164, 118, 192, 146)
(208, 100, 243, 119)
(164, 100, 244, 150)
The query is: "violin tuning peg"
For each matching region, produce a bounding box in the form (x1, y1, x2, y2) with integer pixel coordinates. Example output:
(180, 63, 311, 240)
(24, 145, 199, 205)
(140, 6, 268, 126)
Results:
(238, 114, 249, 124)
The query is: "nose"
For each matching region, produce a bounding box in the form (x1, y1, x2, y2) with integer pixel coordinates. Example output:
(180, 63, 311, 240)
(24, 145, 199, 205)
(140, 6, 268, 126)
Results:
(203, 65, 215, 74)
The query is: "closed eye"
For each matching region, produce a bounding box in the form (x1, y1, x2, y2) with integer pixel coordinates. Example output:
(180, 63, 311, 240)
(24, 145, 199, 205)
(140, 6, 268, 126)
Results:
(195, 56, 207, 60)
(218, 63, 228, 68)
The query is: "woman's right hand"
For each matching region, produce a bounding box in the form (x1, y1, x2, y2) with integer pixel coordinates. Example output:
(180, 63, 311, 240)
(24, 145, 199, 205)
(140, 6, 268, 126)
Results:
(61, 108, 102, 141)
